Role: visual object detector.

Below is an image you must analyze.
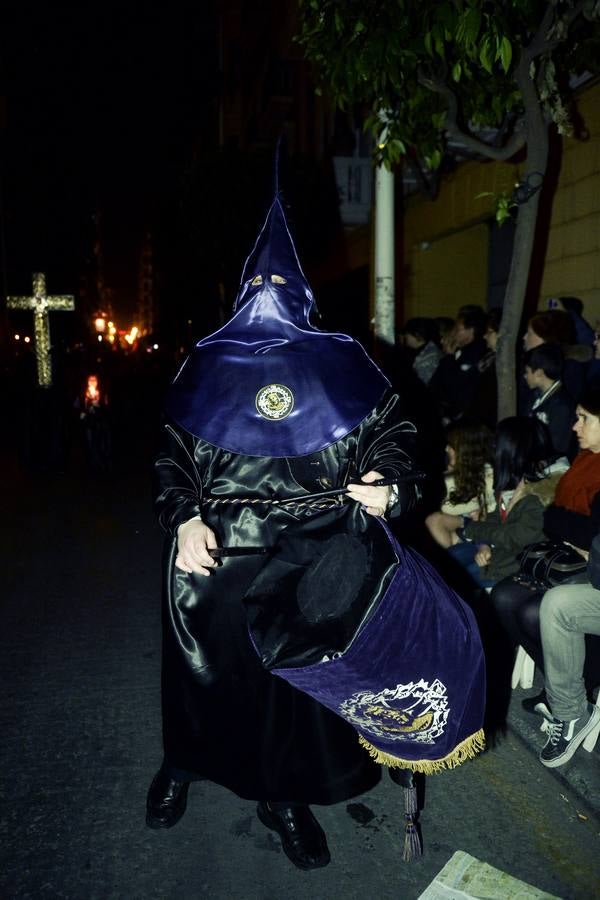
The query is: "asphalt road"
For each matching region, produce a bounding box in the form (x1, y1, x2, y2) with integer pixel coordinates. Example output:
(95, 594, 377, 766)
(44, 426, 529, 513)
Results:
(1, 447, 599, 900)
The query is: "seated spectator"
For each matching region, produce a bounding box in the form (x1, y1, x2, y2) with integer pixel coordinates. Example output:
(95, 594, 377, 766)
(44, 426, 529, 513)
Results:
(441, 420, 495, 517)
(429, 306, 488, 423)
(402, 317, 444, 385)
(523, 309, 575, 352)
(520, 309, 591, 413)
(523, 344, 575, 457)
(435, 317, 456, 355)
(556, 296, 595, 348)
(585, 327, 600, 390)
(478, 308, 502, 374)
(490, 386, 600, 674)
(543, 388, 600, 547)
(537, 576, 600, 767)
(468, 308, 502, 429)
(427, 417, 555, 588)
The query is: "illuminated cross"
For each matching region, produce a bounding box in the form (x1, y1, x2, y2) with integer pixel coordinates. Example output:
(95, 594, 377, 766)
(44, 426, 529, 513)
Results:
(7, 272, 75, 387)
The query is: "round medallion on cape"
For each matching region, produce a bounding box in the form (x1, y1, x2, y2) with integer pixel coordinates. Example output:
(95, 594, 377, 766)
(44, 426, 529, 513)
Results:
(255, 383, 294, 420)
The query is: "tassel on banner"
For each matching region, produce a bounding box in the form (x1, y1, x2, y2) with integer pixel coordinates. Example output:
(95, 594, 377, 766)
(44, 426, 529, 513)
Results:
(388, 766, 422, 862)
(401, 780, 422, 862)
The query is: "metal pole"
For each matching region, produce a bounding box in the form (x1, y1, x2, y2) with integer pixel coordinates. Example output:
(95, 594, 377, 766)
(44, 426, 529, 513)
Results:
(374, 163, 395, 346)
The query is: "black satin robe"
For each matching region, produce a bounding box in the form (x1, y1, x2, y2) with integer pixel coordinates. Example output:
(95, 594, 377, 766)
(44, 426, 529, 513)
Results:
(154, 391, 418, 803)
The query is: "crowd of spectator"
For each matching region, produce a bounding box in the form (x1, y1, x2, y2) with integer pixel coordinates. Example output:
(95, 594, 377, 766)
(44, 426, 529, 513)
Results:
(397, 297, 600, 770)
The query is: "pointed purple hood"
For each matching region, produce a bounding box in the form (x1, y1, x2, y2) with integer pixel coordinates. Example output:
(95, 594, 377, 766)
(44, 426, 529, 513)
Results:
(165, 193, 389, 457)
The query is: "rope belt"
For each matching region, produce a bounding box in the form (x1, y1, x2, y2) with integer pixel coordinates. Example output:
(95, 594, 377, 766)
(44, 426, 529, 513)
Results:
(201, 494, 346, 511)
(200, 472, 424, 512)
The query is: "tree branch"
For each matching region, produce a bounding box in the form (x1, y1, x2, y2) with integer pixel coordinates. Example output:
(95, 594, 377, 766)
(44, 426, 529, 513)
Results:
(524, 0, 586, 62)
(418, 69, 526, 161)
(493, 111, 519, 149)
(404, 154, 440, 200)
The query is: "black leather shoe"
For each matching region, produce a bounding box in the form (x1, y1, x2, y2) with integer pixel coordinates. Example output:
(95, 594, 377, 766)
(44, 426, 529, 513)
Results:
(146, 767, 190, 829)
(256, 802, 331, 870)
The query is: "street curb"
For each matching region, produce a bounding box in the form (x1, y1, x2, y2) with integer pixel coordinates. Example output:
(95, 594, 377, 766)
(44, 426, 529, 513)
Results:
(506, 672, 600, 819)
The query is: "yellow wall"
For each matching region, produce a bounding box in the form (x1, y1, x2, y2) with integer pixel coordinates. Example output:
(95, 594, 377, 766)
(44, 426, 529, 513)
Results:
(408, 224, 489, 317)
(402, 79, 600, 325)
(402, 157, 519, 320)
(540, 82, 600, 323)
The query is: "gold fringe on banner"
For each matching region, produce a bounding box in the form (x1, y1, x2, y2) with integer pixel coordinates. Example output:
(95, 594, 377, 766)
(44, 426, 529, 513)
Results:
(358, 728, 486, 774)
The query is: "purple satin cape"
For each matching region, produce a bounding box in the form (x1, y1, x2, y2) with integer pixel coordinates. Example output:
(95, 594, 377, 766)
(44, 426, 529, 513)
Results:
(166, 194, 389, 457)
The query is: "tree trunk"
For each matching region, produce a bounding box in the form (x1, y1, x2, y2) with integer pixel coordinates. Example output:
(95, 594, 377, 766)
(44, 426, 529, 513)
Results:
(496, 59, 550, 421)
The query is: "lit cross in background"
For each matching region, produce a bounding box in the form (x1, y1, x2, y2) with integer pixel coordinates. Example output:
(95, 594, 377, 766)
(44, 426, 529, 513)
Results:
(7, 272, 75, 387)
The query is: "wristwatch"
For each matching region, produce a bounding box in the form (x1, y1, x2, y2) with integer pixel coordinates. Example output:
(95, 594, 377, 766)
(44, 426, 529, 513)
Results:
(387, 483, 399, 510)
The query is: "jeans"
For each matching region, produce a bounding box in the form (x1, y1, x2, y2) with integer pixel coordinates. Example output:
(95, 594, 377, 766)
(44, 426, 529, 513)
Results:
(540, 583, 600, 721)
(447, 541, 496, 589)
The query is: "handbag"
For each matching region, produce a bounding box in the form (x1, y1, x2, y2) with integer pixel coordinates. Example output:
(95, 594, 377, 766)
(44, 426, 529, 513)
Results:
(514, 539, 588, 590)
(587, 534, 600, 590)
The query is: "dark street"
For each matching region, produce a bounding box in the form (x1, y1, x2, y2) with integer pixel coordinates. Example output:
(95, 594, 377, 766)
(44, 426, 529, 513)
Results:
(1, 436, 599, 900)
(2, 4, 600, 896)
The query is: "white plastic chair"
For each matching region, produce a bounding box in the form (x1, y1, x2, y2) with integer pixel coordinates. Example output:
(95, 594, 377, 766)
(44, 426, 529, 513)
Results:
(583, 695, 600, 753)
(511, 645, 535, 690)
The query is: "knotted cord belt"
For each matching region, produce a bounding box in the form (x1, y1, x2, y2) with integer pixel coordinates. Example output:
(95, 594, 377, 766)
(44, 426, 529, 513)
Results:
(201, 472, 425, 512)
(201, 493, 346, 512)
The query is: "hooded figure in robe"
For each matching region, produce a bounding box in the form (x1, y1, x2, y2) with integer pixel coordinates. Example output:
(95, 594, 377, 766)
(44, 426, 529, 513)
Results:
(146, 190, 420, 869)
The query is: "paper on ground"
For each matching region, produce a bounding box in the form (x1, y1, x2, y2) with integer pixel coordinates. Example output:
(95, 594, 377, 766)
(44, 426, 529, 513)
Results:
(417, 850, 561, 900)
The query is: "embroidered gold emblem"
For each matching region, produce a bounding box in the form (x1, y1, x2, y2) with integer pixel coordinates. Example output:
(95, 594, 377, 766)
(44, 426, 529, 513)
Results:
(256, 384, 294, 420)
(339, 679, 450, 746)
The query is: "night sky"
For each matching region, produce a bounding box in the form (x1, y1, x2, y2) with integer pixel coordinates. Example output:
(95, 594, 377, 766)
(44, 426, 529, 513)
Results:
(1, 3, 219, 319)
